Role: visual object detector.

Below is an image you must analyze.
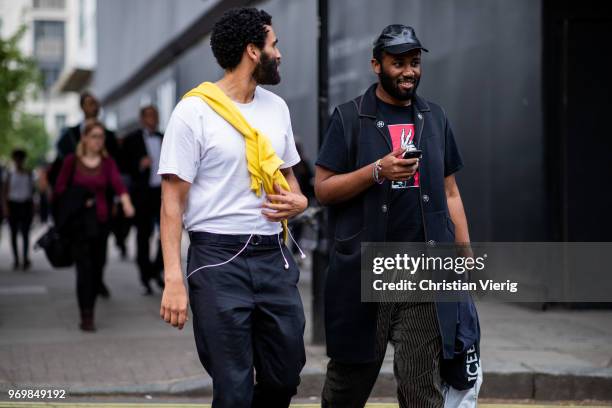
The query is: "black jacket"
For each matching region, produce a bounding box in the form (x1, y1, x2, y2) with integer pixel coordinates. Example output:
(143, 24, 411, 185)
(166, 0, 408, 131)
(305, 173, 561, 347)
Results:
(120, 128, 163, 213)
(121, 129, 163, 190)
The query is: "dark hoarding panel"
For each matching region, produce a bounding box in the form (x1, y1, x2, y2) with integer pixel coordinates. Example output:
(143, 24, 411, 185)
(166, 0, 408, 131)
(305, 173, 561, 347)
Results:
(328, 0, 546, 242)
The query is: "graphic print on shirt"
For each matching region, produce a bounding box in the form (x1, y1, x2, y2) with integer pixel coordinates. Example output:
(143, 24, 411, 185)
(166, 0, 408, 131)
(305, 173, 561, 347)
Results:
(387, 124, 419, 189)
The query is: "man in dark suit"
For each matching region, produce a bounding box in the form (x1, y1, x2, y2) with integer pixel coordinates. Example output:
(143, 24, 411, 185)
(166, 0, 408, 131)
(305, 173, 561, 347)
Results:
(55, 92, 119, 163)
(121, 105, 164, 295)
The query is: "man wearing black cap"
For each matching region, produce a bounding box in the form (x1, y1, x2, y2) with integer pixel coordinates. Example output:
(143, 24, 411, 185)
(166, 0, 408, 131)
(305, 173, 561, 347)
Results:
(315, 25, 481, 407)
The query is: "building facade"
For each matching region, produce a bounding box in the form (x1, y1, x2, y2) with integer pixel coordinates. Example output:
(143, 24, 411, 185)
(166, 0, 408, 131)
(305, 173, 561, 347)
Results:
(0, 0, 96, 147)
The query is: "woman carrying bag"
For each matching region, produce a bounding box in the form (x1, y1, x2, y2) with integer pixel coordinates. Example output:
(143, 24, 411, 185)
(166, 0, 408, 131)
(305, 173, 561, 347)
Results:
(54, 120, 135, 331)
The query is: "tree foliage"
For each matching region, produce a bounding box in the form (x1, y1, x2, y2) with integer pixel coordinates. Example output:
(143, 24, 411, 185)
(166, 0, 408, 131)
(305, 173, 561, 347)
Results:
(0, 25, 48, 168)
(4, 114, 50, 168)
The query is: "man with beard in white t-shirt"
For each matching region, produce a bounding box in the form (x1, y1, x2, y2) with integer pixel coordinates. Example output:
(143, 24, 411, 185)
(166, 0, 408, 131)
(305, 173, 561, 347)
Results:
(157, 8, 308, 408)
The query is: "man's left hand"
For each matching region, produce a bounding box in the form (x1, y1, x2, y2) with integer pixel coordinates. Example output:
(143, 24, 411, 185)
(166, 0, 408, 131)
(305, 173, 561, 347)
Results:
(262, 183, 308, 222)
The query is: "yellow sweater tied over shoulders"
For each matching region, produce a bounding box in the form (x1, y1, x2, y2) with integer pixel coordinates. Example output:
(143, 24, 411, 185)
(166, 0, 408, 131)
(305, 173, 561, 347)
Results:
(183, 81, 290, 240)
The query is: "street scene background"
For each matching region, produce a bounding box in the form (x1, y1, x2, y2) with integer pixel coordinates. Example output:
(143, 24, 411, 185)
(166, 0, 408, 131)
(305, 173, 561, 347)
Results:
(1, 0, 611, 405)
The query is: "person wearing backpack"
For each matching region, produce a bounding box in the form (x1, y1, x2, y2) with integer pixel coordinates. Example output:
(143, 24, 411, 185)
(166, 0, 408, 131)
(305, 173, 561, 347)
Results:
(2, 149, 35, 271)
(315, 25, 482, 407)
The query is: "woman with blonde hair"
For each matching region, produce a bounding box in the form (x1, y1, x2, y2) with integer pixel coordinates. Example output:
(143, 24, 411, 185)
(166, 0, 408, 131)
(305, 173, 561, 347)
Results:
(54, 120, 135, 331)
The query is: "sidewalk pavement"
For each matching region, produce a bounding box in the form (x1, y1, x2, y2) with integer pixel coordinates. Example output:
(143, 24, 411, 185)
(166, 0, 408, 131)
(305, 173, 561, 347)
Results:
(1, 224, 611, 402)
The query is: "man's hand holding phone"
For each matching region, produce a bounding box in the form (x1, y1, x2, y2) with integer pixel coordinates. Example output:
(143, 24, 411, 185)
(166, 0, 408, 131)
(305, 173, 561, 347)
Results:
(378, 147, 421, 181)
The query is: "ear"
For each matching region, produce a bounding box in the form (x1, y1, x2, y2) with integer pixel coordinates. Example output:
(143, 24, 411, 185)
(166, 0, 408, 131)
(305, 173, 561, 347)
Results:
(371, 58, 381, 75)
(246, 43, 260, 63)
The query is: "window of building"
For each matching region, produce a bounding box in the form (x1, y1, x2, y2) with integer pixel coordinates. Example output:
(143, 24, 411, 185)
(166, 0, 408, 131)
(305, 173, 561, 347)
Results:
(33, 0, 66, 9)
(33, 20, 65, 90)
(78, 0, 85, 46)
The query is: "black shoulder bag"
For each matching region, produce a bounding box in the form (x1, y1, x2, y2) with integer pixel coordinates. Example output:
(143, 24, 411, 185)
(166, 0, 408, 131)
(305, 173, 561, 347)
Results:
(35, 159, 81, 268)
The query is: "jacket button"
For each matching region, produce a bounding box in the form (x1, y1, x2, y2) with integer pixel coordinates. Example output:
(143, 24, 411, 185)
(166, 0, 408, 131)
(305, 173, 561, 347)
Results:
(381, 204, 388, 213)
(427, 240, 436, 246)
(422, 194, 430, 203)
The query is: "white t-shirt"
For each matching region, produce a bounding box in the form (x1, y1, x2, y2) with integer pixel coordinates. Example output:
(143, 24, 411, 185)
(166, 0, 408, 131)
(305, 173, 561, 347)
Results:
(158, 86, 300, 235)
(142, 129, 162, 188)
(7, 170, 34, 202)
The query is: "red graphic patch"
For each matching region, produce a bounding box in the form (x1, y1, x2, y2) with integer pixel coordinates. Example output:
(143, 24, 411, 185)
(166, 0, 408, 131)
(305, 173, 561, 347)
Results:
(387, 124, 419, 188)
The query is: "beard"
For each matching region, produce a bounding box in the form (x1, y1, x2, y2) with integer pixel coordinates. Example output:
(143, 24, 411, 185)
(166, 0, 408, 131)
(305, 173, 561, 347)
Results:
(378, 67, 419, 102)
(253, 51, 281, 85)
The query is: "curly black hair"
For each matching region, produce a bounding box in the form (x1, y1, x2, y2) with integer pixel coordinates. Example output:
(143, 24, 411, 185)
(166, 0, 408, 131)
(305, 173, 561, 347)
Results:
(210, 8, 272, 70)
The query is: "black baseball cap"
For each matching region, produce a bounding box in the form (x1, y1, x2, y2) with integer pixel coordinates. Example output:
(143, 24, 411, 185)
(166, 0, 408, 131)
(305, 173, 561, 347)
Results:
(373, 24, 428, 55)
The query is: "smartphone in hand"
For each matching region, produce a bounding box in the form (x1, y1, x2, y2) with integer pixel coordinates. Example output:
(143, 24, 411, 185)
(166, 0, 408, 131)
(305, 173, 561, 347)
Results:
(402, 149, 422, 160)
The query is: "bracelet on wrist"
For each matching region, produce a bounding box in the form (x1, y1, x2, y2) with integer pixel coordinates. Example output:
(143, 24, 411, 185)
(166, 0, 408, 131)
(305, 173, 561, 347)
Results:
(373, 159, 385, 184)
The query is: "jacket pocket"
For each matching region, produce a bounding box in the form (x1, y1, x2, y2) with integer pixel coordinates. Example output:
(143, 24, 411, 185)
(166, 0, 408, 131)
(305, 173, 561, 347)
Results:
(424, 210, 455, 243)
(334, 227, 365, 256)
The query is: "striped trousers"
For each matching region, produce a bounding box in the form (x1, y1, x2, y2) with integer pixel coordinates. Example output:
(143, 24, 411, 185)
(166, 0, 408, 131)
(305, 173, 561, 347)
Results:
(322, 302, 443, 408)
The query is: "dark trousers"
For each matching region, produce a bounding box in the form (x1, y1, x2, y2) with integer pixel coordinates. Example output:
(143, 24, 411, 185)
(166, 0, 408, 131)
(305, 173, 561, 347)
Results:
(39, 192, 50, 223)
(72, 224, 109, 311)
(8, 200, 33, 264)
(133, 187, 162, 287)
(110, 202, 131, 256)
(322, 302, 443, 408)
(187, 232, 306, 408)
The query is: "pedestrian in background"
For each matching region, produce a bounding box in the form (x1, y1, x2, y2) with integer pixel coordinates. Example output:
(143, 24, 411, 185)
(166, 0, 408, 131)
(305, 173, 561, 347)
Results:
(53, 92, 120, 166)
(2, 149, 35, 271)
(48, 92, 125, 298)
(121, 105, 164, 295)
(54, 120, 135, 332)
(110, 133, 131, 260)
